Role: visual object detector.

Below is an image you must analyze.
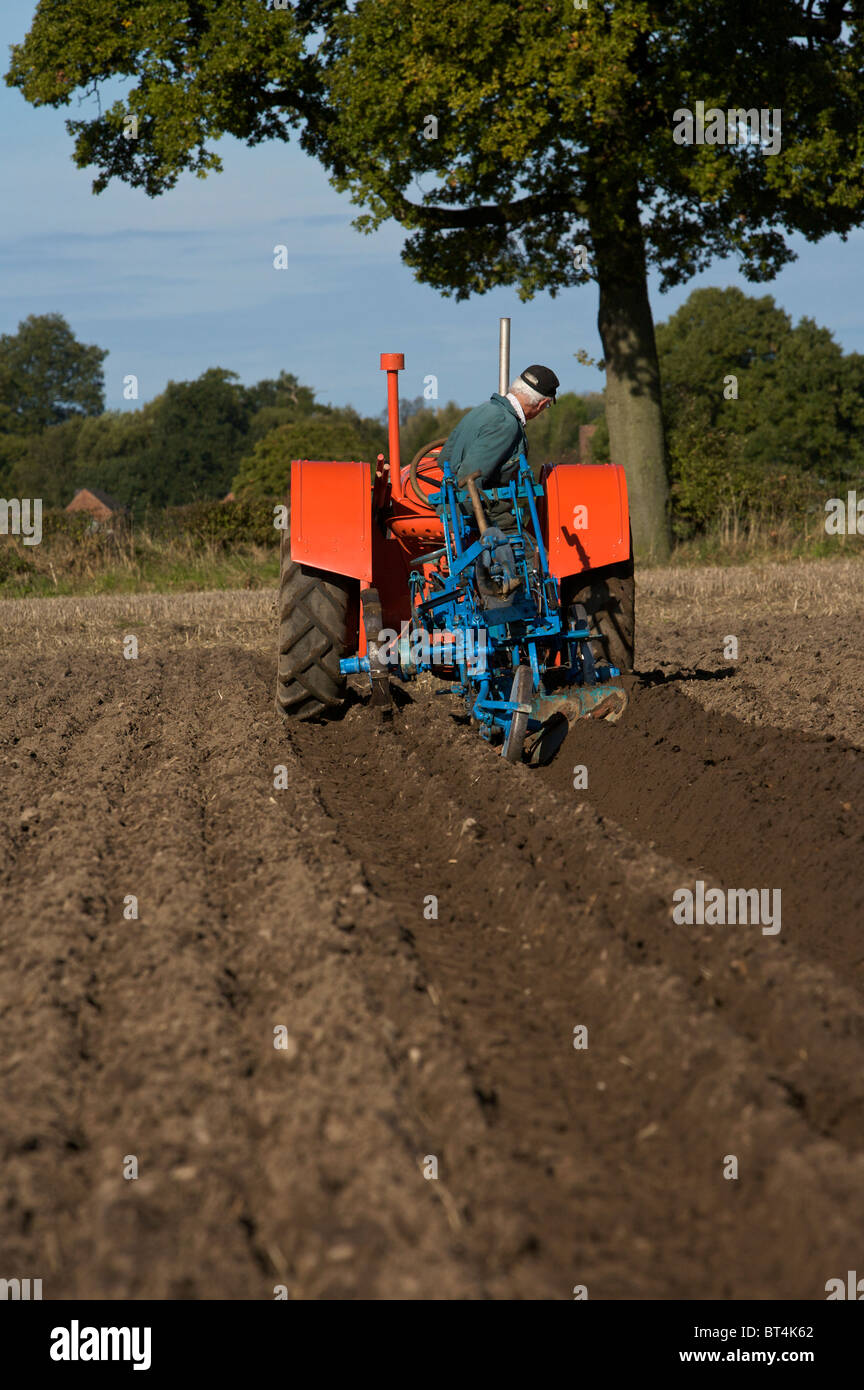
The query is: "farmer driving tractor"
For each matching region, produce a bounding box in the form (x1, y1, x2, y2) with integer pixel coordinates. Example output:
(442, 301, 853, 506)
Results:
(441, 364, 560, 532)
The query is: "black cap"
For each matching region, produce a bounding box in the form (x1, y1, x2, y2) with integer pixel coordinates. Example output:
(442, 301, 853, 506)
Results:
(519, 364, 560, 401)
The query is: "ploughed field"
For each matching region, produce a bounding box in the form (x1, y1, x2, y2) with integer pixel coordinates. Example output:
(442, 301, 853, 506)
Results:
(1, 559, 862, 1299)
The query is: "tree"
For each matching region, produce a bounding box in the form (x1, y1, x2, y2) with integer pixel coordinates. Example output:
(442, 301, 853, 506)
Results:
(70, 406, 156, 510)
(398, 401, 470, 468)
(526, 393, 591, 467)
(241, 370, 318, 418)
(143, 367, 249, 507)
(9, 2, 864, 556)
(232, 417, 378, 498)
(3, 418, 85, 507)
(657, 288, 791, 433)
(0, 356, 387, 513)
(0, 313, 106, 432)
(656, 287, 864, 483)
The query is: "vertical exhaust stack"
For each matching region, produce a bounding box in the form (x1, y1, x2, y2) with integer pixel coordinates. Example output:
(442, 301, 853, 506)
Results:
(380, 352, 405, 501)
(498, 317, 511, 395)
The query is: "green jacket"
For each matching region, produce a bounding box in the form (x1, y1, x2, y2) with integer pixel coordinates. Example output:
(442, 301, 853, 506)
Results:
(442, 393, 528, 491)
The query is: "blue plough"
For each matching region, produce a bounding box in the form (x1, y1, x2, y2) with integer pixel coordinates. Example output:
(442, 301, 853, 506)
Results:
(341, 451, 627, 762)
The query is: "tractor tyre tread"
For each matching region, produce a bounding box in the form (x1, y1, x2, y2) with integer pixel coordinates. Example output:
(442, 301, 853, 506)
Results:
(276, 515, 354, 720)
(564, 555, 635, 673)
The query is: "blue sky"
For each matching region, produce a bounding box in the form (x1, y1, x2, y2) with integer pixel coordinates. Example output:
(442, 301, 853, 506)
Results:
(2, 0, 863, 419)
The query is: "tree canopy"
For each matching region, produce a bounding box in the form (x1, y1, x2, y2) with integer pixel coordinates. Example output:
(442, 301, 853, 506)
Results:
(0, 349, 387, 513)
(657, 287, 864, 477)
(8, 1, 864, 557)
(655, 286, 864, 531)
(232, 415, 381, 497)
(0, 313, 107, 433)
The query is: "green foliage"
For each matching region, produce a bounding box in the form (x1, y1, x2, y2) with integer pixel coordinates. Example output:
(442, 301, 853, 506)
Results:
(0, 313, 106, 433)
(232, 419, 353, 498)
(320, 3, 864, 300)
(70, 407, 155, 506)
(580, 393, 605, 424)
(590, 415, 610, 464)
(0, 430, 33, 494)
(40, 507, 102, 541)
(246, 405, 302, 444)
(6, 0, 309, 196)
(241, 370, 318, 417)
(232, 415, 384, 497)
(12, 1, 863, 289)
(162, 497, 279, 549)
(525, 392, 590, 465)
(11, 2, 864, 559)
(3, 372, 249, 513)
(2, 417, 85, 507)
(144, 367, 250, 507)
(665, 406, 813, 535)
(399, 401, 470, 465)
(0, 345, 389, 514)
(0, 541, 37, 585)
(656, 287, 864, 531)
(658, 288, 789, 426)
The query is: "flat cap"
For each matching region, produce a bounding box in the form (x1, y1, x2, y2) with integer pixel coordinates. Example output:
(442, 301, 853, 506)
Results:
(519, 364, 560, 401)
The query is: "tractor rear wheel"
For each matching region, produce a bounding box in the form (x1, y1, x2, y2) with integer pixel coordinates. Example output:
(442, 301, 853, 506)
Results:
(276, 510, 357, 720)
(564, 555, 635, 673)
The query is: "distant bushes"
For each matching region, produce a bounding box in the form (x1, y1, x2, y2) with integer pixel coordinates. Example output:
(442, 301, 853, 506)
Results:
(161, 497, 281, 548)
(666, 410, 826, 539)
(231, 417, 380, 498)
(0, 498, 280, 597)
(19, 499, 281, 550)
(40, 508, 110, 540)
(0, 544, 36, 583)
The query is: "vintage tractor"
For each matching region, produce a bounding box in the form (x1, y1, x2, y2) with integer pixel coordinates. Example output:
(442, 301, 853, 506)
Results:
(277, 322, 634, 763)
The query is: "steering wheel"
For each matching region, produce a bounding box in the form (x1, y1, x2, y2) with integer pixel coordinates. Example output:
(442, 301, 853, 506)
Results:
(407, 437, 447, 508)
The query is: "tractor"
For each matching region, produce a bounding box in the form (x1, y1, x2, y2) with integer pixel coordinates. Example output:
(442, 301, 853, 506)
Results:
(276, 321, 634, 764)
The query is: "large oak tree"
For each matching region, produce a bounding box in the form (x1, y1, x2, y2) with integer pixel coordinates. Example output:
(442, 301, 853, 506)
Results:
(9, 0, 864, 557)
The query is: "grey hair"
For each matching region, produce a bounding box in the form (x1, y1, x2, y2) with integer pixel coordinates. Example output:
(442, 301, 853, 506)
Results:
(509, 377, 546, 407)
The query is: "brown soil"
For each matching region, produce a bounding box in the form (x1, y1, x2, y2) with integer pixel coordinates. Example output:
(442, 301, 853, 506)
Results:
(1, 565, 863, 1300)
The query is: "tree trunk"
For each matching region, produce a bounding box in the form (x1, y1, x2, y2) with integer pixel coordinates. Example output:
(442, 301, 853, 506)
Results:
(590, 203, 671, 562)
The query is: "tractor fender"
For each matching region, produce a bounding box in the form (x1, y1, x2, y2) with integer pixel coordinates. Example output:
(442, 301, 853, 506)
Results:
(540, 462, 630, 578)
(290, 458, 372, 583)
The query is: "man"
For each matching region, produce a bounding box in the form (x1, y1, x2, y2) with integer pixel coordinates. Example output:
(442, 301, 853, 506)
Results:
(441, 364, 560, 531)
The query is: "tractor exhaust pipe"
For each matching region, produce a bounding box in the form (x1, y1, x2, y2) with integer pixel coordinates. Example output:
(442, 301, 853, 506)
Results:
(380, 352, 405, 501)
(498, 317, 510, 394)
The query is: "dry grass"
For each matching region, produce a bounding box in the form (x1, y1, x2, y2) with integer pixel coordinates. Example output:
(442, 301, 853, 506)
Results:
(0, 589, 277, 657)
(0, 529, 278, 598)
(642, 555, 864, 624)
(5, 554, 863, 663)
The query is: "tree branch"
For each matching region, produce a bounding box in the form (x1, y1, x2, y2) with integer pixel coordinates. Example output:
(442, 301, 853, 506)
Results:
(390, 188, 588, 230)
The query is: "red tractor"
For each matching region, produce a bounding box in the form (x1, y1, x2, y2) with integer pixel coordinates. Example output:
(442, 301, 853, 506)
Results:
(277, 323, 634, 763)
